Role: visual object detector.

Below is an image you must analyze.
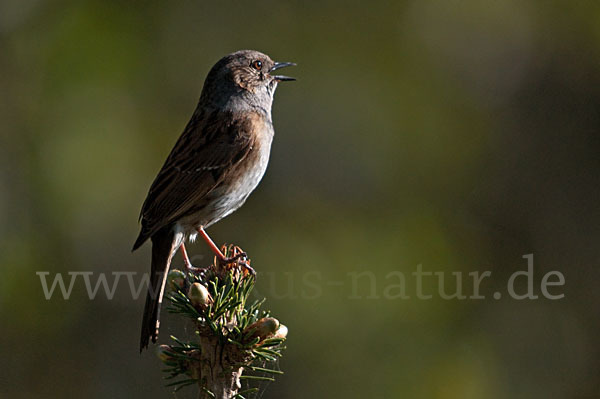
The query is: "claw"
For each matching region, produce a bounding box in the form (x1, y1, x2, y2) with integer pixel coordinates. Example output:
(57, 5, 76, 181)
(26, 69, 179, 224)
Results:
(241, 262, 256, 276)
(218, 251, 247, 265)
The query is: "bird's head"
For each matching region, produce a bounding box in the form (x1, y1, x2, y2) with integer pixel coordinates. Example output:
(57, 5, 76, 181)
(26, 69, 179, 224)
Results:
(200, 50, 295, 112)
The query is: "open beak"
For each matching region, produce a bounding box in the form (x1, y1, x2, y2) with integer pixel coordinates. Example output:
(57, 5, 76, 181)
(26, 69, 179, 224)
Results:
(270, 62, 296, 81)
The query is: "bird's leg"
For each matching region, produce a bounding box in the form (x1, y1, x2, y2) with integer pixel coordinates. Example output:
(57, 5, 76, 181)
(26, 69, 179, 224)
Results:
(179, 243, 195, 270)
(197, 226, 247, 264)
(180, 243, 207, 274)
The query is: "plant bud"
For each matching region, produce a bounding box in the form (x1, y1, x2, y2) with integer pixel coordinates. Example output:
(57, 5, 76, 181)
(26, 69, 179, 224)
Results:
(246, 317, 280, 341)
(273, 324, 288, 339)
(156, 345, 175, 362)
(167, 269, 186, 291)
(188, 282, 211, 308)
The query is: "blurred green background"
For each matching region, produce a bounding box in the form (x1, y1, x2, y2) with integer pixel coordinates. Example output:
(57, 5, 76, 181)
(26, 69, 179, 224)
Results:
(1, 0, 599, 398)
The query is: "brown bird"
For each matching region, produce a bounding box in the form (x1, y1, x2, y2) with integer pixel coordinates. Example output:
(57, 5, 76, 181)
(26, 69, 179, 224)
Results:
(133, 50, 295, 351)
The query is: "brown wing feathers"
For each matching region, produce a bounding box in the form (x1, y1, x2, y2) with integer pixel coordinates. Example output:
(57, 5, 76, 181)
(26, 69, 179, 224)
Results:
(132, 109, 254, 251)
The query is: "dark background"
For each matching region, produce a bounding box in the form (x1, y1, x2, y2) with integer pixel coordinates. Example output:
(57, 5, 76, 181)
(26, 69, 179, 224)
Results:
(1, 1, 599, 398)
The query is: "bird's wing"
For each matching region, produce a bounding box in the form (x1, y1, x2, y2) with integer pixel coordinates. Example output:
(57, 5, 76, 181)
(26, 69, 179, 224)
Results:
(134, 109, 256, 248)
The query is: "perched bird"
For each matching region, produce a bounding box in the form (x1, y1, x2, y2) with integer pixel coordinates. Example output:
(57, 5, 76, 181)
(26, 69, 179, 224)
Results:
(133, 50, 295, 351)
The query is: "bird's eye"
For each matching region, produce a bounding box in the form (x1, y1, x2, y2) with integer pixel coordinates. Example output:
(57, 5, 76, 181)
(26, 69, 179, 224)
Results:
(252, 60, 263, 71)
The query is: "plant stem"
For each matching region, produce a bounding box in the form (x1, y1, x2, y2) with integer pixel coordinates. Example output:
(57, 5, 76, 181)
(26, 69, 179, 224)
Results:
(195, 334, 245, 399)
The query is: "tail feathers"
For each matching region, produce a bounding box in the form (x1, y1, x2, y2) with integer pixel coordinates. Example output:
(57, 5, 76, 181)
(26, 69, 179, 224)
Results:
(140, 227, 176, 352)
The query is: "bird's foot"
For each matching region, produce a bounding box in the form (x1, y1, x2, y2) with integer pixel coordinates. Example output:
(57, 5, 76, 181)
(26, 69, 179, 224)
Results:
(185, 263, 207, 273)
(217, 251, 247, 265)
(240, 262, 256, 276)
(216, 246, 255, 276)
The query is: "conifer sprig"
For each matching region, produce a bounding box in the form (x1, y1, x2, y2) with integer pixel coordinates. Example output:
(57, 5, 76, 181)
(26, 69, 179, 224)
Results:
(156, 245, 287, 398)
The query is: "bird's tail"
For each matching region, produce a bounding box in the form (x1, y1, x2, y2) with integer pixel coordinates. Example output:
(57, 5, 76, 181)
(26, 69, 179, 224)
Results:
(140, 226, 176, 352)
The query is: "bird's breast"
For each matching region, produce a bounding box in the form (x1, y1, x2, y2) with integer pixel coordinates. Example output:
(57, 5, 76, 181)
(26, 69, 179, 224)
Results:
(226, 129, 272, 200)
(203, 118, 274, 225)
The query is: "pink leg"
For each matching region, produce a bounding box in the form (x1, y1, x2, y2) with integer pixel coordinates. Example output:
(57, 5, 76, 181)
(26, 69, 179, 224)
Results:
(196, 226, 247, 264)
(197, 226, 227, 261)
(179, 243, 193, 270)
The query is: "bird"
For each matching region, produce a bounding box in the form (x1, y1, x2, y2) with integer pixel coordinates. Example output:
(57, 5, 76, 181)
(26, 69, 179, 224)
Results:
(132, 50, 295, 351)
